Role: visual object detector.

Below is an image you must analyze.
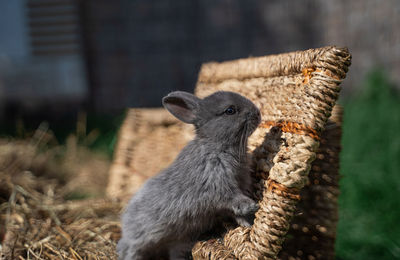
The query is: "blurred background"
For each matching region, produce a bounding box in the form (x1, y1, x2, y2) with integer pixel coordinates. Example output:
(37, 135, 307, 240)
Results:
(0, 0, 399, 259)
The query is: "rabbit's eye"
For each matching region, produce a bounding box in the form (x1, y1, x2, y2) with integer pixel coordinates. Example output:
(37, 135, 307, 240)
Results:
(225, 106, 236, 115)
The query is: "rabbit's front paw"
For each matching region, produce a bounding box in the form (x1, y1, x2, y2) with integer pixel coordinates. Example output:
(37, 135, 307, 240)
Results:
(232, 196, 259, 216)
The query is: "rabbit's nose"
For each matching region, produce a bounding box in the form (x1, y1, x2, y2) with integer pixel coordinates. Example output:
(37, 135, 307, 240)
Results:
(249, 110, 261, 125)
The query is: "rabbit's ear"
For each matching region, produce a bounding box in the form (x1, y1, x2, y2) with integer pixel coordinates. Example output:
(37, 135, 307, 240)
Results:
(162, 91, 201, 124)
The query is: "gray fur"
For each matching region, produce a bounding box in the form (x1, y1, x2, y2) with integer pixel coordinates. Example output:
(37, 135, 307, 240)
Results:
(117, 91, 261, 260)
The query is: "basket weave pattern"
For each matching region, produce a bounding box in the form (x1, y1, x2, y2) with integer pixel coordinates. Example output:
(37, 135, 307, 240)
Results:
(278, 106, 342, 260)
(192, 46, 351, 259)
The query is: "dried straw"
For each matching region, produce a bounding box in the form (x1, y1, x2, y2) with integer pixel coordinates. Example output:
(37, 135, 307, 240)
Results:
(0, 136, 121, 260)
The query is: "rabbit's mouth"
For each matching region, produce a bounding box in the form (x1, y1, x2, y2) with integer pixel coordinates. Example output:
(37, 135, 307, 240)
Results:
(246, 123, 258, 136)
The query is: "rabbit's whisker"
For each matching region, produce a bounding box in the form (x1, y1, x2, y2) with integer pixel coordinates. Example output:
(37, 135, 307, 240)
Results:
(238, 122, 248, 162)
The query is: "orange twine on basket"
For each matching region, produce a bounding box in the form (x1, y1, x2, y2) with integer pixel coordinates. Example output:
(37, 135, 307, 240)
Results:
(267, 179, 301, 201)
(302, 67, 316, 85)
(260, 121, 320, 141)
(302, 67, 341, 85)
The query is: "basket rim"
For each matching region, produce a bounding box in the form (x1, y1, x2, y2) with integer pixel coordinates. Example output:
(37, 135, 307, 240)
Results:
(198, 46, 351, 84)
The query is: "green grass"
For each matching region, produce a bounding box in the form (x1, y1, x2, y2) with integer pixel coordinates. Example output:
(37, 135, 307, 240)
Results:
(84, 112, 125, 158)
(336, 70, 400, 259)
(0, 111, 124, 159)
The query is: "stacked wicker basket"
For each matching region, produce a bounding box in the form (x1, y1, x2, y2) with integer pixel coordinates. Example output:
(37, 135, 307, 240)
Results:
(107, 46, 351, 259)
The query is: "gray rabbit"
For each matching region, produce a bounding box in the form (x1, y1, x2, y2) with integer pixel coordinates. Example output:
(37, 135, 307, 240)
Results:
(117, 91, 261, 260)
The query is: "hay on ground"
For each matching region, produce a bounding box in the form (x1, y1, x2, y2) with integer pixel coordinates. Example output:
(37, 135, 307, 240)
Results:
(0, 135, 122, 260)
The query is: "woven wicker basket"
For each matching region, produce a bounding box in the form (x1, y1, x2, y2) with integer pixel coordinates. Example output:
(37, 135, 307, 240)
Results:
(107, 46, 351, 259)
(277, 105, 342, 260)
(191, 46, 350, 259)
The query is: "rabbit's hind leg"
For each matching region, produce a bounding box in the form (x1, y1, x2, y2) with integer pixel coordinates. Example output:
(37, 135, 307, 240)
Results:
(116, 239, 149, 260)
